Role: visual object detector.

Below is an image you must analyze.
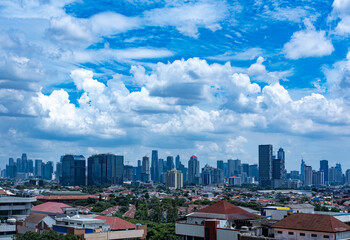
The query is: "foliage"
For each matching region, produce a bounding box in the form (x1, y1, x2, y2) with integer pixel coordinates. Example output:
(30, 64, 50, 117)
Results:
(13, 230, 79, 240)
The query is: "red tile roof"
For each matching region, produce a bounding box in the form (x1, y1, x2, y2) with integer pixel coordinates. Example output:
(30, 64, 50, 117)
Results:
(35, 195, 98, 201)
(95, 216, 135, 231)
(31, 202, 70, 213)
(188, 200, 257, 220)
(25, 213, 48, 224)
(123, 204, 136, 219)
(271, 213, 350, 233)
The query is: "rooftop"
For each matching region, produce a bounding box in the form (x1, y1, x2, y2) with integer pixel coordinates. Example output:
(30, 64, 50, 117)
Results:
(95, 216, 135, 231)
(31, 202, 70, 213)
(271, 213, 350, 233)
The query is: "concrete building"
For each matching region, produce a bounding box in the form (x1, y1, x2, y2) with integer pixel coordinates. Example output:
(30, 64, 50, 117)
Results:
(229, 176, 241, 186)
(165, 169, 183, 189)
(61, 155, 86, 186)
(187, 155, 200, 185)
(0, 197, 36, 219)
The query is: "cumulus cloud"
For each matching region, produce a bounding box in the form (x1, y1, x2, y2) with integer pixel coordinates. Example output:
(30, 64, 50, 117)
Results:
(331, 0, 350, 35)
(283, 20, 334, 59)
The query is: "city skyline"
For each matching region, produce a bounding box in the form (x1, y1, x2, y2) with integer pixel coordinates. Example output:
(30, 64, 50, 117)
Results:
(1, 0, 350, 170)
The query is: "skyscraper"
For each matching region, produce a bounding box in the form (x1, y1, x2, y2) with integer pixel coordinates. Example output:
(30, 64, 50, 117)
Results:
(61, 155, 86, 186)
(35, 159, 43, 178)
(175, 155, 180, 170)
(258, 144, 273, 187)
(233, 159, 241, 175)
(151, 150, 159, 182)
(188, 155, 200, 184)
(248, 164, 259, 181)
(201, 164, 224, 185)
(217, 160, 224, 172)
(320, 160, 329, 183)
(141, 156, 150, 182)
(165, 169, 183, 189)
(272, 147, 285, 188)
(166, 156, 175, 171)
(304, 165, 313, 186)
(28, 159, 34, 174)
(300, 159, 305, 182)
(56, 162, 62, 181)
(43, 161, 53, 180)
(227, 159, 234, 177)
(87, 154, 124, 186)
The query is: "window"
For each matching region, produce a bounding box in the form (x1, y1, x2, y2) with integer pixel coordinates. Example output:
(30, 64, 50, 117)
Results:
(300, 233, 305, 236)
(311, 234, 317, 237)
(277, 231, 282, 234)
(288, 232, 294, 235)
(324, 235, 329, 238)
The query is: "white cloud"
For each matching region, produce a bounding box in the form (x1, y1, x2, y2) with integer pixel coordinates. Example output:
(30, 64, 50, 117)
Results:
(283, 20, 334, 59)
(208, 48, 264, 61)
(143, 2, 227, 38)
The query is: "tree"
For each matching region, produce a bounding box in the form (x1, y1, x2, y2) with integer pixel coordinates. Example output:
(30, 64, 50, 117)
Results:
(13, 230, 79, 240)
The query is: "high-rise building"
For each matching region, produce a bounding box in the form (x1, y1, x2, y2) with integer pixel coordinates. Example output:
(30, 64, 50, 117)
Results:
(304, 165, 313, 186)
(43, 161, 53, 180)
(28, 159, 33, 174)
(290, 170, 300, 180)
(227, 159, 234, 177)
(233, 159, 241, 175)
(165, 169, 183, 189)
(35, 159, 43, 178)
(346, 169, 350, 183)
(259, 144, 273, 187)
(151, 150, 159, 182)
(217, 160, 224, 172)
(188, 155, 200, 185)
(201, 165, 224, 185)
(141, 156, 150, 182)
(320, 160, 329, 184)
(123, 165, 133, 181)
(248, 164, 259, 181)
(272, 148, 285, 188)
(300, 159, 305, 182)
(166, 156, 175, 172)
(158, 158, 164, 182)
(87, 154, 124, 186)
(175, 155, 180, 170)
(61, 155, 86, 186)
(56, 162, 62, 181)
(136, 160, 142, 181)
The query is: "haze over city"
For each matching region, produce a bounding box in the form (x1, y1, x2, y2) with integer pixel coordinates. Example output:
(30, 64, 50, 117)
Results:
(1, 0, 350, 170)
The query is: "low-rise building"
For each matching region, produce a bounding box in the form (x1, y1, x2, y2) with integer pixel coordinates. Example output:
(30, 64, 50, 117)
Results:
(271, 213, 350, 240)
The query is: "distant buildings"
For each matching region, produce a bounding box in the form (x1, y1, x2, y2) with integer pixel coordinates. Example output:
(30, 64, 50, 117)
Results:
(87, 154, 124, 186)
(61, 155, 86, 186)
(165, 169, 183, 189)
(187, 155, 200, 185)
(141, 156, 150, 183)
(259, 144, 273, 188)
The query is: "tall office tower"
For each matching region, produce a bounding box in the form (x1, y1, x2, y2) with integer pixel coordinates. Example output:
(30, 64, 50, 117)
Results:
(217, 160, 224, 171)
(166, 156, 175, 171)
(56, 162, 62, 181)
(300, 159, 305, 182)
(188, 155, 200, 184)
(136, 160, 142, 181)
(141, 156, 150, 182)
(35, 159, 43, 178)
(317, 170, 325, 186)
(175, 155, 180, 170)
(16, 158, 23, 173)
(87, 154, 124, 186)
(165, 169, 183, 189)
(304, 165, 313, 186)
(158, 158, 164, 182)
(248, 164, 259, 181)
(223, 162, 228, 178)
(61, 155, 86, 186)
(28, 160, 33, 174)
(241, 163, 249, 176)
(151, 150, 159, 182)
(21, 153, 28, 173)
(179, 163, 188, 183)
(233, 159, 242, 175)
(335, 163, 343, 184)
(320, 160, 329, 184)
(123, 165, 133, 181)
(43, 161, 53, 180)
(9, 158, 14, 166)
(259, 144, 273, 187)
(227, 159, 234, 177)
(272, 156, 285, 188)
(277, 148, 285, 181)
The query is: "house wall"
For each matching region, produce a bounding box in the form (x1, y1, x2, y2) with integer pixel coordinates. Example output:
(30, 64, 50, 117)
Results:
(274, 228, 336, 240)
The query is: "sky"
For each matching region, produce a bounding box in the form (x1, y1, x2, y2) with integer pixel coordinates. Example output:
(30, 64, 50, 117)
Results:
(1, 0, 350, 171)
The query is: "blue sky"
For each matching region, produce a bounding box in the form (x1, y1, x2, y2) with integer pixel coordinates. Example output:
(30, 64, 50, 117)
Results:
(1, 0, 350, 171)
